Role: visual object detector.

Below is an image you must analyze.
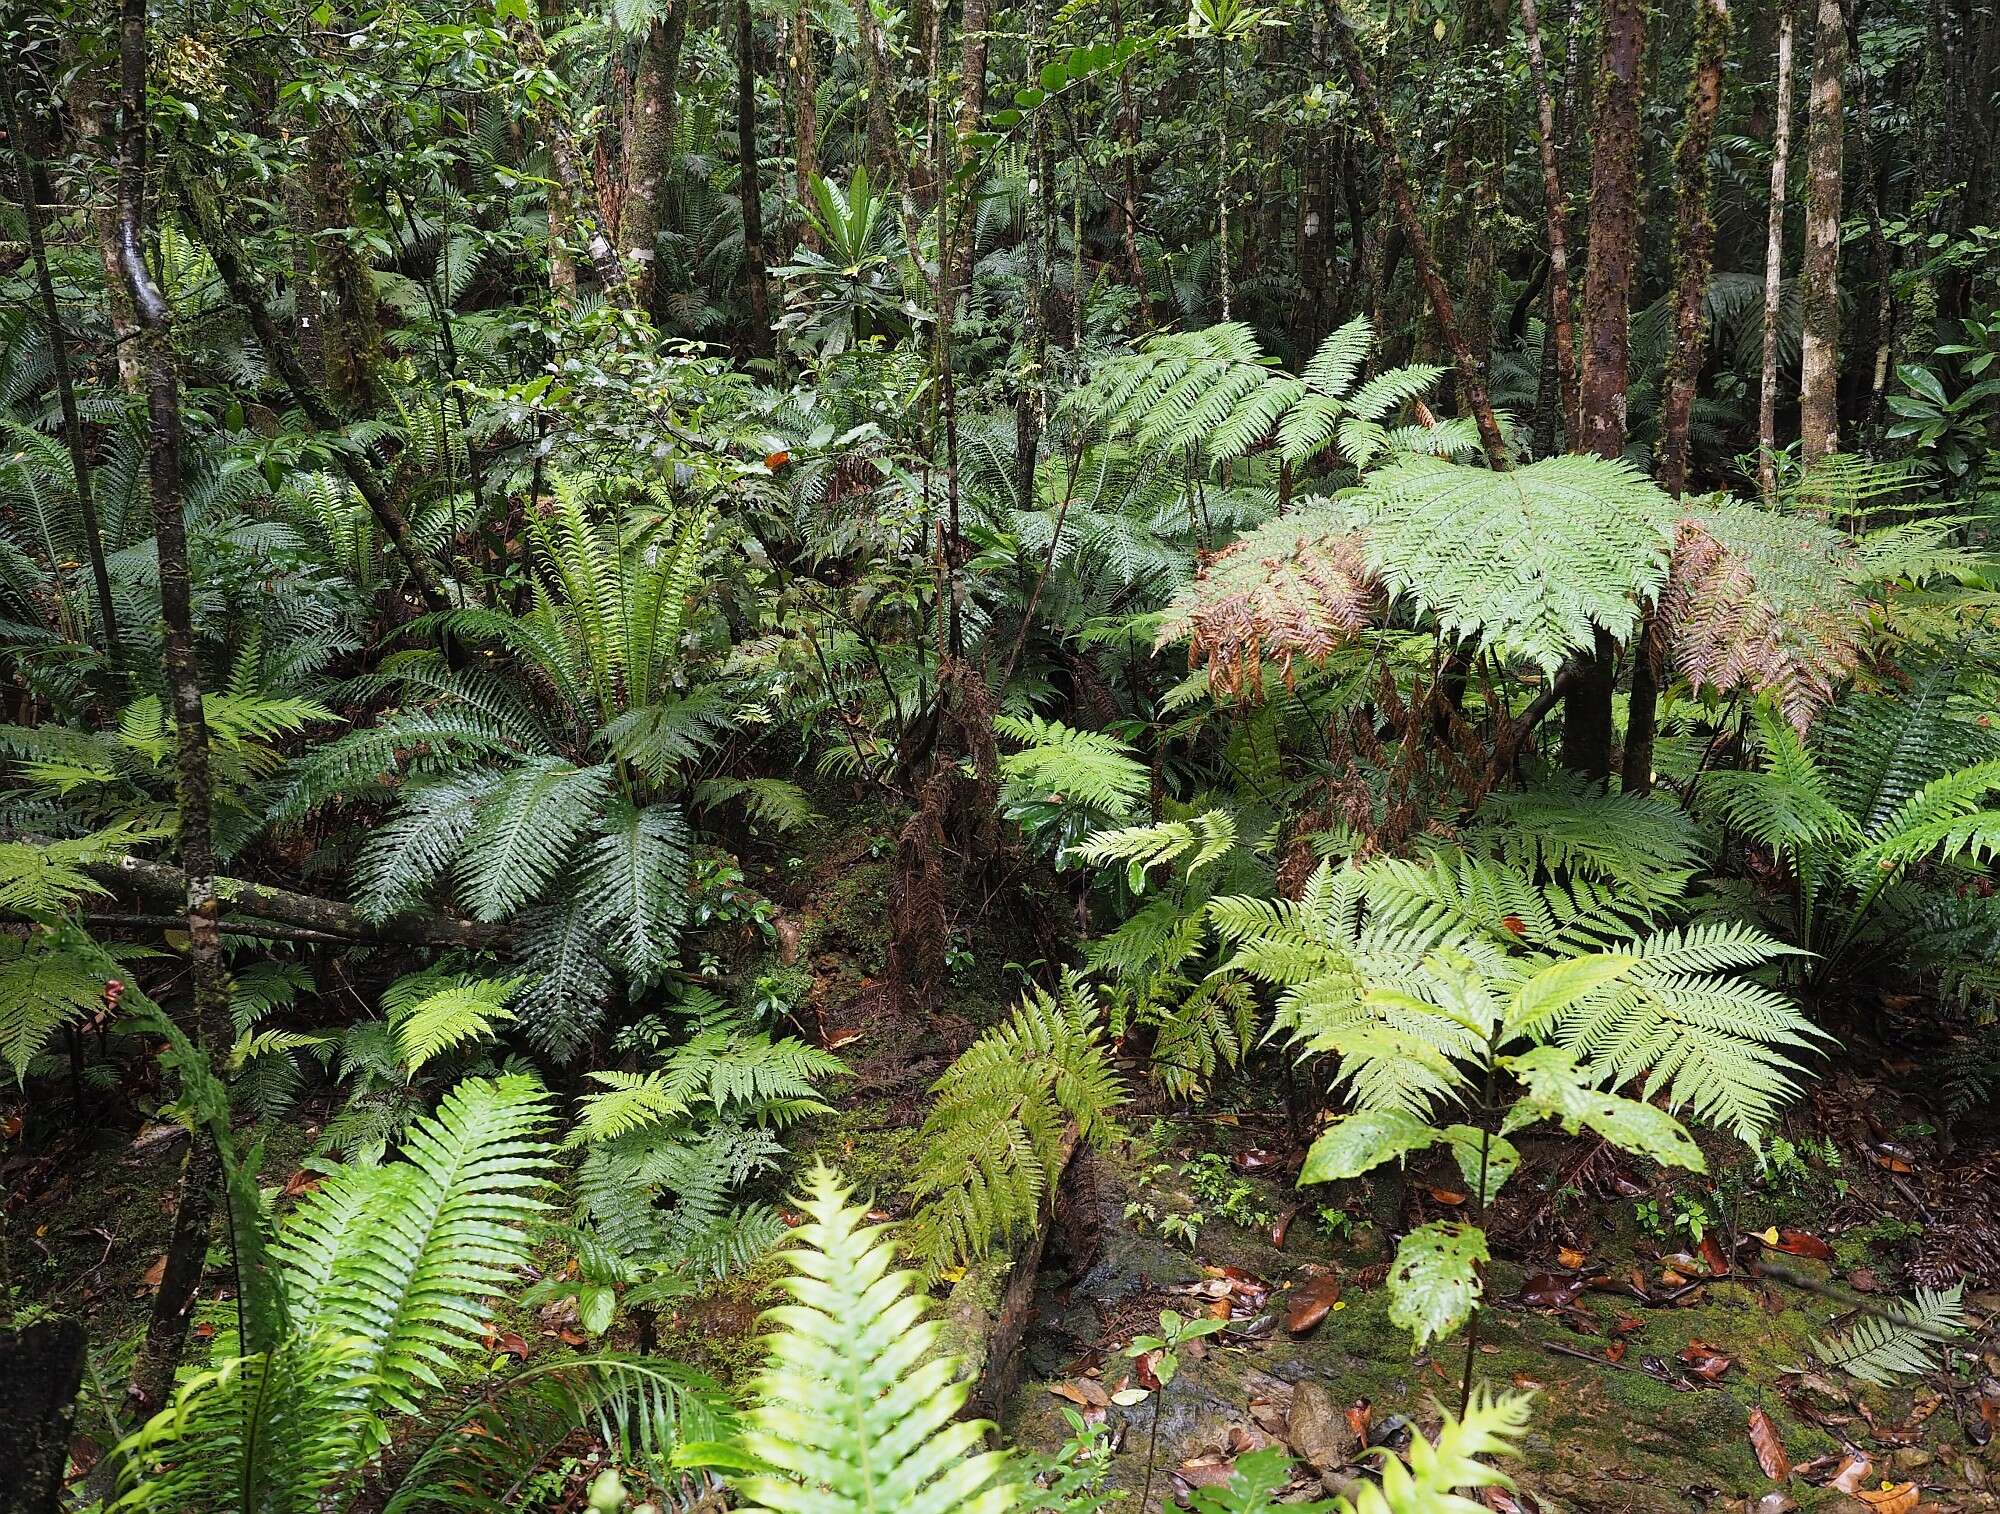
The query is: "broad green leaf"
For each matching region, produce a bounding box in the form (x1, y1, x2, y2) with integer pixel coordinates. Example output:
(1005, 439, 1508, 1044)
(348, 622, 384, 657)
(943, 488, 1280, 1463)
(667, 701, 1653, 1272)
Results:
(1387, 1221, 1489, 1351)
(1503, 1046, 1706, 1173)
(1440, 1125, 1519, 1206)
(1507, 953, 1636, 1036)
(1301, 1108, 1440, 1184)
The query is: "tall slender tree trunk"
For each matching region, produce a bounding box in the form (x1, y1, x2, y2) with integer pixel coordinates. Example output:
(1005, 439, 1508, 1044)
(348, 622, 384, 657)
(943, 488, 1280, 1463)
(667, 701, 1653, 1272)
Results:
(1328, 5, 1511, 472)
(68, 63, 144, 395)
(1798, 0, 1846, 466)
(1110, 0, 1155, 328)
(1628, 0, 1731, 795)
(1562, 0, 1647, 782)
(307, 116, 382, 409)
(623, 8, 688, 313)
(1655, 0, 1732, 497)
(5, 93, 122, 664)
(850, 0, 899, 178)
(793, 1, 820, 251)
(1519, 0, 1581, 444)
(1015, 0, 1050, 509)
(511, 9, 631, 306)
(1758, 0, 1797, 498)
(112, 0, 234, 1417)
(737, 0, 772, 353)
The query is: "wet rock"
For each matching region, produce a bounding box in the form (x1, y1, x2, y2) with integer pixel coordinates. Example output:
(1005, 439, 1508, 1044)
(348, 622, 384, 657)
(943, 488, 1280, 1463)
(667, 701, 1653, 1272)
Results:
(1286, 1381, 1347, 1474)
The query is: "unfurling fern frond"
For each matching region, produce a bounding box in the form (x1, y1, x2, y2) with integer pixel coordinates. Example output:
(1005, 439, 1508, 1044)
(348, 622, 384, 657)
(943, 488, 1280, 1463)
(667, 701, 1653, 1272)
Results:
(1068, 809, 1238, 890)
(728, 1167, 1021, 1514)
(906, 975, 1125, 1274)
(1812, 1284, 1965, 1386)
(994, 714, 1149, 816)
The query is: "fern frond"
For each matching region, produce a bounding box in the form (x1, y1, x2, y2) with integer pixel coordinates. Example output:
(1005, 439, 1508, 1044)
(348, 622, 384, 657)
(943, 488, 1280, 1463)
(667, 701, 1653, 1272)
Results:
(1068, 809, 1237, 890)
(732, 1167, 1020, 1514)
(391, 975, 522, 1074)
(456, 757, 614, 921)
(1812, 1284, 1965, 1387)
(994, 713, 1149, 816)
(906, 976, 1124, 1273)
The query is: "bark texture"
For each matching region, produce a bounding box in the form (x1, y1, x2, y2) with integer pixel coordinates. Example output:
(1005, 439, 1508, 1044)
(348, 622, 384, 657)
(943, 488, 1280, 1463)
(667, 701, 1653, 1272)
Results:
(622, 9, 688, 312)
(1758, 0, 1797, 497)
(1519, 0, 1580, 447)
(1798, 0, 1846, 466)
(112, 0, 235, 1416)
(1563, 0, 1647, 782)
(737, 0, 771, 352)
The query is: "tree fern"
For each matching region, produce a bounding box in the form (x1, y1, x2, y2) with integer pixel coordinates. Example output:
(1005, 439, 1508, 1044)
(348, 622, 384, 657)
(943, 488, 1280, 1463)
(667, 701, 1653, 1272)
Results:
(1356, 453, 1675, 675)
(906, 975, 1125, 1273)
(727, 1166, 1021, 1514)
(1812, 1284, 1965, 1387)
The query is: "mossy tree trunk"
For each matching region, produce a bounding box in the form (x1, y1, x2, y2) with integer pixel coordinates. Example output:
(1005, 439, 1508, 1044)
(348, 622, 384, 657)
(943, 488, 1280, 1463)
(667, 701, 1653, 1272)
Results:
(1798, 0, 1846, 467)
(623, 6, 688, 315)
(112, 0, 235, 1417)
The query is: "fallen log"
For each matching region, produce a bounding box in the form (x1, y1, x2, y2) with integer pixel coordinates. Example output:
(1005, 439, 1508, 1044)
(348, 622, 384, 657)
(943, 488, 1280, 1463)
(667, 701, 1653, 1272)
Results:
(85, 854, 509, 951)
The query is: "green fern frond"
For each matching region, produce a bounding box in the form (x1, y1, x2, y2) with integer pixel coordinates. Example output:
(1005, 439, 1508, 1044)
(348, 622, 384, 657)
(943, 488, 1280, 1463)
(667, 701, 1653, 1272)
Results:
(693, 776, 820, 832)
(279, 1074, 555, 1417)
(570, 1070, 696, 1146)
(906, 975, 1124, 1273)
(730, 1166, 1021, 1514)
(1812, 1284, 1965, 1387)
(456, 757, 614, 922)
(580, 801, 692, 980)
(0, 927, 107, 1082)
(995, 713, 1149, 816)
(390, 975, 522, 1074)
(1357, 453, 1675, 674)
(1068, 809, 1237, 890)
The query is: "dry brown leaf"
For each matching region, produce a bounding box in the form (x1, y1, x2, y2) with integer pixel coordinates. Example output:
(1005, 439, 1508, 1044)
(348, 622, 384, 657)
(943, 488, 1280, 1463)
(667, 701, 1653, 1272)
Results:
(1557, 1246, 1588, 1270)
(1748, 1406, 1791, 1481)
(1854, 1483, 1918, 1514)
(1765, 1228, 1836, 1262)
(140, 1255, 166, 1289)
(1287, 1273, 1344, 1335)
(1827, 1452, 1874, 1494)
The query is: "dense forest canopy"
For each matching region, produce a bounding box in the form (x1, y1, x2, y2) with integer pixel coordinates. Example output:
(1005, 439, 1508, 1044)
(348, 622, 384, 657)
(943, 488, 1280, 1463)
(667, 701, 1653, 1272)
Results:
(2, 0, 1998, 1505)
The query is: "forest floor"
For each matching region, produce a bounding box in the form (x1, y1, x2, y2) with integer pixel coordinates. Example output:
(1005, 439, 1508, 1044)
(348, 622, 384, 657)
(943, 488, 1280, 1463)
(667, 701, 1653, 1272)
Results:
(14, 802, 2000, 1511)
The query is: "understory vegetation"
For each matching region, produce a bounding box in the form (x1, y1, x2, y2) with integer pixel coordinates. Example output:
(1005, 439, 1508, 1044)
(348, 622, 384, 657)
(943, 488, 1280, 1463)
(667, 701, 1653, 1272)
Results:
(2, 0, 1998, 1506)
